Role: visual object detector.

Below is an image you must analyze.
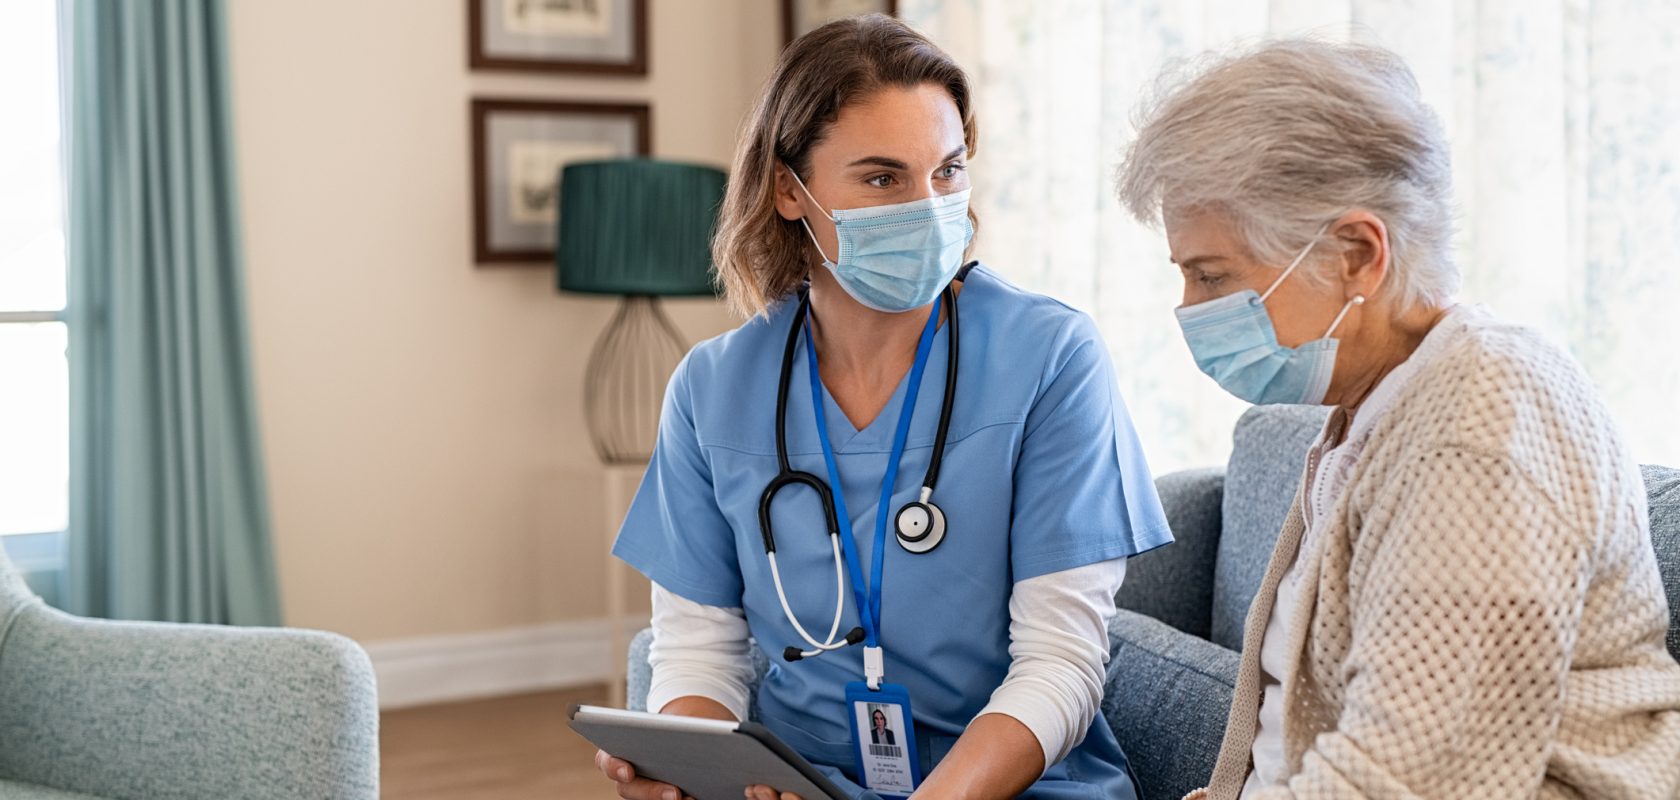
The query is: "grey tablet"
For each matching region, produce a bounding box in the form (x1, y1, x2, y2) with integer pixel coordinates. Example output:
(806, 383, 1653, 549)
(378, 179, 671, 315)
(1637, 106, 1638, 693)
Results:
(569, 704, 848, 800)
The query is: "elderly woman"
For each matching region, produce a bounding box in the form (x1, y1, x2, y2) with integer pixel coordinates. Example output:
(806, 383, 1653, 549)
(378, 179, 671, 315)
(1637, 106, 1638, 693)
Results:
(1117, 40, 1680, 798)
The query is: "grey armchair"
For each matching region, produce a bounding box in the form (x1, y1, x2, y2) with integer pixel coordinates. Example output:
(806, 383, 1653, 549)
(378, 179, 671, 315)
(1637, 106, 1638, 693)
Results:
(0, 548, 379, 799)
(626, 405, 1680, 799)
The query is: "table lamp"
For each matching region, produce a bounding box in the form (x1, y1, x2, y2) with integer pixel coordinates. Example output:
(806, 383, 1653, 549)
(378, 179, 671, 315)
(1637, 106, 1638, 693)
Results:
(556, 159, 726, 465)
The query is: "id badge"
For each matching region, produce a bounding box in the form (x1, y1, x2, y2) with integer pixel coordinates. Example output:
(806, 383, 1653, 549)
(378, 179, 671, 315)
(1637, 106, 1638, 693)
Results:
(844, 681, 921, 797)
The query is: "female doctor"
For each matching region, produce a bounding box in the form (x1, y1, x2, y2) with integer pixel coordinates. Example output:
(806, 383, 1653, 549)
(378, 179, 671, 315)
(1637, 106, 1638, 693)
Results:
(596, 14, 1172, 800)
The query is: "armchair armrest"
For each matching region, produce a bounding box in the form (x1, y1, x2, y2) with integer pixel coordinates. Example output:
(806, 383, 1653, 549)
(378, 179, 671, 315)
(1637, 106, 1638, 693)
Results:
(0, 601, 378, 799)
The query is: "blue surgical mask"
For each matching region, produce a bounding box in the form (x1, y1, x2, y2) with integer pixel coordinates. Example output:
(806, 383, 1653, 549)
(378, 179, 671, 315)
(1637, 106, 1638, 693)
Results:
(1175, 232, 1364, 405)
(789, 169, 973, 313)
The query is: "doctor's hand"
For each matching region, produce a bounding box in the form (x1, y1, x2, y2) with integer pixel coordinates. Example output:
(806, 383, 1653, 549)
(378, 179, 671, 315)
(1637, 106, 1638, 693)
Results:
(594, 696, 744, 799)
(745, 786, 803, 800)
(594, 749, 692, 800)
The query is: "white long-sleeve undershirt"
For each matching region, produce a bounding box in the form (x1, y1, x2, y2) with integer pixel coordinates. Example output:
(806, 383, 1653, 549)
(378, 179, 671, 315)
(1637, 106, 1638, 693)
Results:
(645, 557, 1126, 770)
(646, 585, 757, 723)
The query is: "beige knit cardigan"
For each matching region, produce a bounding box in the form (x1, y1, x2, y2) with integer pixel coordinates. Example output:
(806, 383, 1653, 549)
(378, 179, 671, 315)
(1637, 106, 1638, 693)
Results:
(1194, 309, 1680, 799)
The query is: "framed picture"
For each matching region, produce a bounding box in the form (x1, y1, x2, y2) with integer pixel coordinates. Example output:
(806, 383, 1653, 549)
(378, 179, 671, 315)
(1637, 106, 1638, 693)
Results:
(471, 98, 651, 265)
(469, 0, 648, 75)
(781, 0, 897, 47)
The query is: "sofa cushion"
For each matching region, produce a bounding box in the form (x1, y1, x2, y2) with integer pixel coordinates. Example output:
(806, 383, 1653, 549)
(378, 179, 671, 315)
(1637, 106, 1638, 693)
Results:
(1212, 406, 1329, 651)
(1642, 465, 1680, 662)
(1104, 609, 1239, 800)
(1118, 468, 1225, 640)
(627, 627, 653, 711)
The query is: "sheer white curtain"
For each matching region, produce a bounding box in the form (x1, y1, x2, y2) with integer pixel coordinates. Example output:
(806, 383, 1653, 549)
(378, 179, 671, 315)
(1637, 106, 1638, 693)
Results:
(900, 0, 1680, 473)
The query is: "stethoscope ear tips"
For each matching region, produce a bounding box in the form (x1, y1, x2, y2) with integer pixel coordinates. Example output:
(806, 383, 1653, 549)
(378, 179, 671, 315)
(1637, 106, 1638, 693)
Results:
(783, 629, 865, 662)
(895, 501, 947, 554)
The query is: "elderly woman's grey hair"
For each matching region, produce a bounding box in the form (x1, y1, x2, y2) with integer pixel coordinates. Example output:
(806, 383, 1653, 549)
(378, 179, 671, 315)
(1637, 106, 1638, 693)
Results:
(1116, 38, 1460, 309)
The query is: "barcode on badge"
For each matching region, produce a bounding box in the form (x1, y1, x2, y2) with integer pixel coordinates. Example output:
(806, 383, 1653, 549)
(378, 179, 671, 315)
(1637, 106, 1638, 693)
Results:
(868, 744, 902, 758)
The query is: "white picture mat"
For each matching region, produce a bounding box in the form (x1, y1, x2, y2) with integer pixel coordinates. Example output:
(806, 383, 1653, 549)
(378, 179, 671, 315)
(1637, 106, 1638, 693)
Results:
(484, 111, 639, 251)
(481, 0, 635, 62)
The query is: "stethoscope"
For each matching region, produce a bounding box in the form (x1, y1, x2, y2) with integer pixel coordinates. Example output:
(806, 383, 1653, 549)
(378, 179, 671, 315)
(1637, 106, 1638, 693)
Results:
(758, 276, 962, 664)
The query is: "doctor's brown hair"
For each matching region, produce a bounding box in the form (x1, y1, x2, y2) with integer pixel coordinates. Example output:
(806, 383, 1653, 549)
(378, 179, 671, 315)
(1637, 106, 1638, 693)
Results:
(712, 14, 979, 318)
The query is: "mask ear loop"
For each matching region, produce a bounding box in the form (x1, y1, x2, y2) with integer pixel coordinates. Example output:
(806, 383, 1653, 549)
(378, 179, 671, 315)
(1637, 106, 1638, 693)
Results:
(785, 165, 838, 264)
(1259, 222, 1366, 337)
(1322, 295, 1366, 337)
(1260, 223, 1333, 303)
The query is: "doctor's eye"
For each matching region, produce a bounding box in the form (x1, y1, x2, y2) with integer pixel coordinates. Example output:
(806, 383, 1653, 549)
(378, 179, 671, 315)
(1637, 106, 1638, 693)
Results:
(866, 173, 896, 188)
(1197, 273, 1226, 287)
(936, 163, 967, 180)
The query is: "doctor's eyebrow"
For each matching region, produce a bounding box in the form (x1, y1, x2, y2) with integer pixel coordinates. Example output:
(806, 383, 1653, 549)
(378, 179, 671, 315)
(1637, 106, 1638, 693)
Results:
(846, 146, 969, 171)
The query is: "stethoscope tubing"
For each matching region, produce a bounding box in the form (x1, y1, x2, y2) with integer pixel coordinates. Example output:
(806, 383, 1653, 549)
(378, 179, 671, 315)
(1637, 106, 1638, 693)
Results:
(759, 276, 962, 660)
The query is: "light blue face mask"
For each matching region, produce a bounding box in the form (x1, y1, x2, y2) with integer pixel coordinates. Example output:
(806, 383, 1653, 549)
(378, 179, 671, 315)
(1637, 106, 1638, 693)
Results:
(1174, 233, 1365, 406)
(790, 169, 974, 313)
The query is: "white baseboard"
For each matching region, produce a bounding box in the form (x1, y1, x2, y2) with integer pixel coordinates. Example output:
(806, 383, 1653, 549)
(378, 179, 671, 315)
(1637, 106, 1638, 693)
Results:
(364, 616, 649, 709)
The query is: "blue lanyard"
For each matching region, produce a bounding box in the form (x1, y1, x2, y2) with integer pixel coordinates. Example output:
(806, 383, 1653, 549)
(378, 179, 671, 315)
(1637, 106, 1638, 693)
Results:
(803, 296, 943, 650)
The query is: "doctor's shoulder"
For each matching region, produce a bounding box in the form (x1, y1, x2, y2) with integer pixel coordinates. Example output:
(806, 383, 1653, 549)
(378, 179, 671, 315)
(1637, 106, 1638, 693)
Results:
(674, 302, 796, 383)
(967, 265, 1110, 378)
(661, 299, 799, 429)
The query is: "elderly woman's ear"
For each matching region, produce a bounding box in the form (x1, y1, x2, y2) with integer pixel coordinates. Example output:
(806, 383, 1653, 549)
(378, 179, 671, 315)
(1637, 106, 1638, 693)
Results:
(1328, 210, 1391, 301)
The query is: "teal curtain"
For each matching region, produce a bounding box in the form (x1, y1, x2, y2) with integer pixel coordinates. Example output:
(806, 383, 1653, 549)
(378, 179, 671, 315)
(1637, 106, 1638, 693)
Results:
(63, 0, 281, 625)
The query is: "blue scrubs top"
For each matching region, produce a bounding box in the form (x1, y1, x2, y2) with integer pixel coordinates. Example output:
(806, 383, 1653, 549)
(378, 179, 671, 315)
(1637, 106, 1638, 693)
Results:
(614, 264, 1173, 799)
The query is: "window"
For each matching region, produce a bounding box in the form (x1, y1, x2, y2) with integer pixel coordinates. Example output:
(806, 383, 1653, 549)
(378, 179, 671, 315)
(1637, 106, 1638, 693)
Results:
(0, 0, 69, 541)
(908, 1, 1680, 473)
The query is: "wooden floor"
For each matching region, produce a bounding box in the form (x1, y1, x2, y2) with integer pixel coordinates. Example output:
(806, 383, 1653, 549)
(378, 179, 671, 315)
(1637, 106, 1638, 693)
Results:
(381, 685, 618, 799)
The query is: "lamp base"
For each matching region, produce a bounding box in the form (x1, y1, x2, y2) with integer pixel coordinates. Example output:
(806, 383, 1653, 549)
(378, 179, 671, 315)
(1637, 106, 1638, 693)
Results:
(584, 295, 688, 465)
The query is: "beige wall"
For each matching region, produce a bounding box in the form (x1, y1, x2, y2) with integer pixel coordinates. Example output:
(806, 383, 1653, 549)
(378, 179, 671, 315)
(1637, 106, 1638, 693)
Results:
(229, 0, 779, 643)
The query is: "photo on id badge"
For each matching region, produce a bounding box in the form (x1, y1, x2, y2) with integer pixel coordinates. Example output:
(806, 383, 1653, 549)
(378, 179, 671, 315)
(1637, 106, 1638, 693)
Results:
(848, 692, 918, 796)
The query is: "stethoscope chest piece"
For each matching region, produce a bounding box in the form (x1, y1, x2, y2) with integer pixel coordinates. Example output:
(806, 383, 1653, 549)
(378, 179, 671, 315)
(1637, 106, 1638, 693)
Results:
(894, 500, 946, 554)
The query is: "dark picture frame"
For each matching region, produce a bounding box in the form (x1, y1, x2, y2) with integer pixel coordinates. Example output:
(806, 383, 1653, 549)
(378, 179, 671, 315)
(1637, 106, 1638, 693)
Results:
(471, 98, 652, 265)
(781, 0, 898, 47)
(468, 0, 649, 75)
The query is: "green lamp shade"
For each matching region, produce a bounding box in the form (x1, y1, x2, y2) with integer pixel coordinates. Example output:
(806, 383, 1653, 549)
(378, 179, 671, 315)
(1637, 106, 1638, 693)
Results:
(556, 159, 725, 296)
